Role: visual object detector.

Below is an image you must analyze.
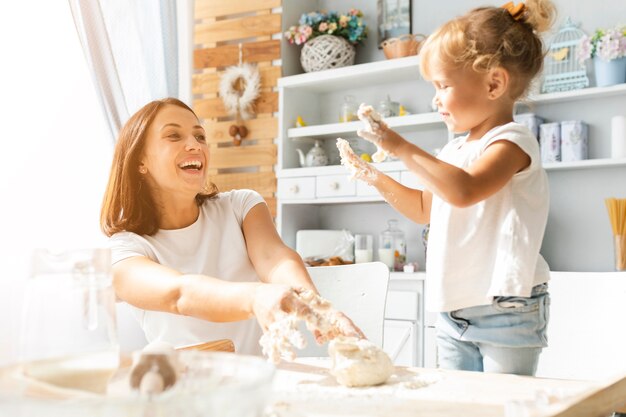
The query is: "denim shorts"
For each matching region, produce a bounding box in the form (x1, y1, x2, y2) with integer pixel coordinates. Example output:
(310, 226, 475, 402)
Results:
(436, 283, 550, 374)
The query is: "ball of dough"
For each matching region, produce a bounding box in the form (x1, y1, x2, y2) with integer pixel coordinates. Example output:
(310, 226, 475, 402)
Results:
(328, 337, 393, 387)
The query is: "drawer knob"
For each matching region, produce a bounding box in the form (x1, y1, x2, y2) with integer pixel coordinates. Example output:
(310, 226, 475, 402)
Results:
(329, 182, 339, 190)
(289, 185, 299, 194)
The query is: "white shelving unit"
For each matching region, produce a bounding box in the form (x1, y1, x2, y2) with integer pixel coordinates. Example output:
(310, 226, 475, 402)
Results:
(279, 57, 626, 173)
(287, 112, 441, 140)
(278, 55, 421, 92)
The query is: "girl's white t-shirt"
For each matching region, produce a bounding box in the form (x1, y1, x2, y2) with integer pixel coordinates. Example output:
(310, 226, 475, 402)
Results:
(426, 122, 550, 313)
(108, 189, 266, 355)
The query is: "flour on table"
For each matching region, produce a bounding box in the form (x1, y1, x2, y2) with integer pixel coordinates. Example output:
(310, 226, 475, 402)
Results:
(357, 104, 389, 163)
(328, 336, 393, 387)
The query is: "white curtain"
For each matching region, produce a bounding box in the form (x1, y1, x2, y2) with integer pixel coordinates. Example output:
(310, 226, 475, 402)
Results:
(68, 0, 189, 142)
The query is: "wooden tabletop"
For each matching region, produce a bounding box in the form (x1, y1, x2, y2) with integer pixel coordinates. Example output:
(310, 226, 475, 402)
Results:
(270, 358, 626, 417)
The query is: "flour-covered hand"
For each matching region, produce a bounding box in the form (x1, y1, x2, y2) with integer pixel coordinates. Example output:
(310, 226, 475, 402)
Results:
(357, 103, 389, 162)
(314, 309, 365, 344)
(255, 284, 314, 363)
(336, 138, 380, 185)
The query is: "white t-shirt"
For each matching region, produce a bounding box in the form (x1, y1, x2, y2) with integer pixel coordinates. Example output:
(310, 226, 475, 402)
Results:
(426, 122, 550, 312)
(108, 189, 266, 355)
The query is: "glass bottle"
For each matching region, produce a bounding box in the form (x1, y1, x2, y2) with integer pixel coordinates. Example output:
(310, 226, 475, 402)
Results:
(378, 95, 400, 118)
(340, 95, 358, 123)
(378, 219, 406, 271)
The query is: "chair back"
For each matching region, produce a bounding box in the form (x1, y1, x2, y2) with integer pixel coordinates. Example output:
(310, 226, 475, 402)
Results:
(298, 262, 390, 357)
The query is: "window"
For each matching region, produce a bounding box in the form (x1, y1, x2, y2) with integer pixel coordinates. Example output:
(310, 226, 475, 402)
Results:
(0, 2, 111, 364)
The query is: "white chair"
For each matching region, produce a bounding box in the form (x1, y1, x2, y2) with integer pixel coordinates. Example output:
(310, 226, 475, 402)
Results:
(298, 262, 390, 357)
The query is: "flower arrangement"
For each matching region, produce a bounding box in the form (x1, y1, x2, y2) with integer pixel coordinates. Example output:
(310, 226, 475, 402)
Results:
(577, 26, 626, 64)
(284, 9, 367, 46)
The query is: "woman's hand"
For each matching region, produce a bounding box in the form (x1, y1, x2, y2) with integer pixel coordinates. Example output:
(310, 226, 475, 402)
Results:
(313, 309, 365, 344)
(254, 284, 367, 363)
(251, 284, 312, 331)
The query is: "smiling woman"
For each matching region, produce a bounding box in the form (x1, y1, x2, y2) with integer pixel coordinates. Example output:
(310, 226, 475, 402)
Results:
(100, 98, 364, 357)
(101, 99, 218, 236)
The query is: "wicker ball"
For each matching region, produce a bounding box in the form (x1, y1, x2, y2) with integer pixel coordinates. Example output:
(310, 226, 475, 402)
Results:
(300, 35, 356, 73)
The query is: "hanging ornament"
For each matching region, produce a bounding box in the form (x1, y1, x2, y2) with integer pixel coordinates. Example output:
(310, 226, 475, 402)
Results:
(228, 124, 249, 146)
(219, 43, 261, 120)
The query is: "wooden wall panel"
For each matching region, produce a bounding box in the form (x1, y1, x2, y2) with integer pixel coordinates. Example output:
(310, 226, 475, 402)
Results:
(192, 66, 280, 95)
(195, 14, 281, 45)
(194, 40, 280, 69)
(204, 118, 277, 145)
(193, 0, 281, 217)
(194, 92, 278, 119)
(210, 145, 276, 170)
(195, 0, 280, 20)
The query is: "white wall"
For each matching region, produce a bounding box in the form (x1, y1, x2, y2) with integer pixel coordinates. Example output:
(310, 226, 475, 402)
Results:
(0, 2, 113, 365)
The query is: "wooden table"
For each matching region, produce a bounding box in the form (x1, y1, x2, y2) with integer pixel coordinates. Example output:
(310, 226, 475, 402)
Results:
(269, 359, 626, 417)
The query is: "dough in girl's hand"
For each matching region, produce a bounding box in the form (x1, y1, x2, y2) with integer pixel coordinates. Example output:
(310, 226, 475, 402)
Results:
(357, 104, 389, 163)
(328, 336, 393, 387)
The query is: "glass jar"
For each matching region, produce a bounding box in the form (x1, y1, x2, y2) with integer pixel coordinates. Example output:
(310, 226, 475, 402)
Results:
(377, 95, 400, 118)
(340, 95, 358, 122)
(20, 248, 119, 393)
(378, 219, 406, 271)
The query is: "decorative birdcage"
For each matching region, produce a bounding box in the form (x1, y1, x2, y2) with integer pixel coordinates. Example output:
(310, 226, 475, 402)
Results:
(542, 18, 589, 93)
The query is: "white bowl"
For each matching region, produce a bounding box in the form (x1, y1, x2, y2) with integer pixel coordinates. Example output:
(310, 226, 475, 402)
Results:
(0, 351, 275, 417)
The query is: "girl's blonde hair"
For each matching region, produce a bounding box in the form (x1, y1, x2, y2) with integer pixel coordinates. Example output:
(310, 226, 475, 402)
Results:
(419, 0, 556, 99)
(100, 98, 218, 237)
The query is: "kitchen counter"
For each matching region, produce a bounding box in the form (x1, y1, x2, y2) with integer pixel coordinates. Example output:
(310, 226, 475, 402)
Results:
(270, 358, 626, 417)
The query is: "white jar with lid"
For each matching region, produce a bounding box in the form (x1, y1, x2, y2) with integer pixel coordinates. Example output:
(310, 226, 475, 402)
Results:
(378, 219, 406, 271)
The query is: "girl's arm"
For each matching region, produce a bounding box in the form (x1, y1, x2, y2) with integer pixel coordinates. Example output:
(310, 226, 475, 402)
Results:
(364, 128, 530, 208)
(336, 140, 432, 224)
(372, 173, 433, 225)
(391, 131, 529, 207)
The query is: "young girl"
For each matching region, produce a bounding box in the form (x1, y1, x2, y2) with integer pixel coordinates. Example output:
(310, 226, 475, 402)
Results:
(337, 0, 556, 375)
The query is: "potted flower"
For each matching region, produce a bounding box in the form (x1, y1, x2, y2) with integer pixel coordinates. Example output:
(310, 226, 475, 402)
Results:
(284, 9, 368, 73)
(577, 26, 626, 87)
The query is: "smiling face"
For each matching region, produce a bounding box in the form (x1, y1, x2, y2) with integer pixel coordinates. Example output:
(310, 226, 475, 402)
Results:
(140, 104, 209, 201)
(430, 61, 497, 139)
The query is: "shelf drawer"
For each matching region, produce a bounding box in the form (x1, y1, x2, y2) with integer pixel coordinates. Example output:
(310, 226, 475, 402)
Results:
(385, 290, 419, 321)
(277, 177, 315, 200)
(400, 170, 423, 190)
(316, 174, 356, 198)
(357, 171, 400, 196)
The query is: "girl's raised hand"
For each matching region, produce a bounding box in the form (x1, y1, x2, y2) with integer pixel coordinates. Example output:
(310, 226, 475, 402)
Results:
(356, 103, 389, 162)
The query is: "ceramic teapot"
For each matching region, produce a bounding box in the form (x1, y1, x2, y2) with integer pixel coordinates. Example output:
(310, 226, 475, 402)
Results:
(296, 140, 328, 167)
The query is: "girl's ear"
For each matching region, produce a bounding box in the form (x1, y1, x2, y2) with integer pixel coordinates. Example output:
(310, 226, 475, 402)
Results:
(486, 67, 509, 100)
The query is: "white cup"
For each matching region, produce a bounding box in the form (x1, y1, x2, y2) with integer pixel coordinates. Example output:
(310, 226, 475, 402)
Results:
(354, 234, 373, 263)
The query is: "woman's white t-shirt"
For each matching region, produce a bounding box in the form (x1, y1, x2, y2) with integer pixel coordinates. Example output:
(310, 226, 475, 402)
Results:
(108, 189, 266, 355)
(426, 122, 550, 313)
